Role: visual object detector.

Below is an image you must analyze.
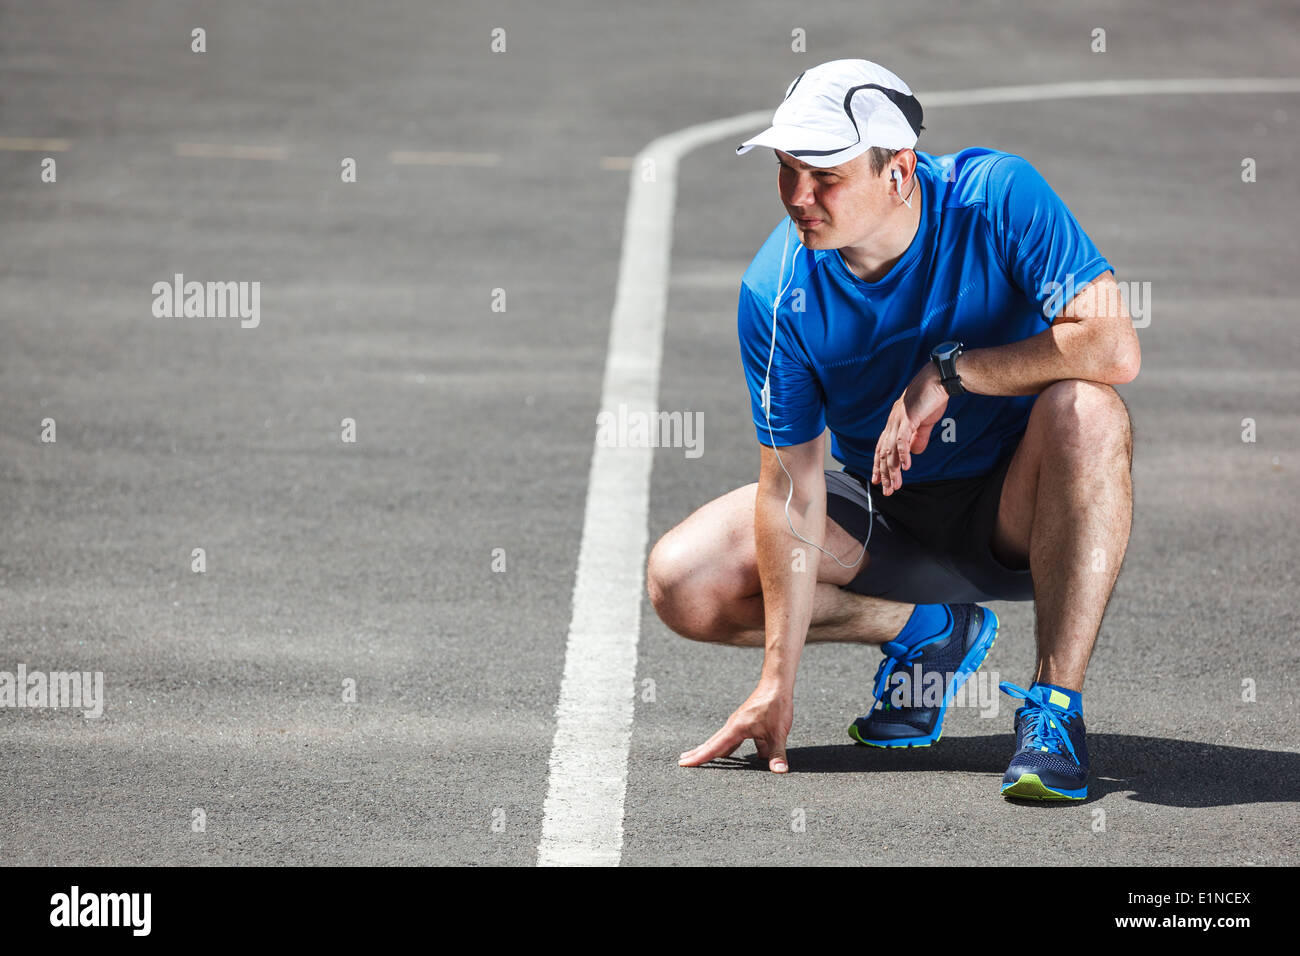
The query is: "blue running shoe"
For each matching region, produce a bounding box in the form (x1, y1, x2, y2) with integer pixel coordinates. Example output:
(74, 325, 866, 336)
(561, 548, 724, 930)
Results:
(848, 604, 999, 748)
(999, 682, 1089, 800)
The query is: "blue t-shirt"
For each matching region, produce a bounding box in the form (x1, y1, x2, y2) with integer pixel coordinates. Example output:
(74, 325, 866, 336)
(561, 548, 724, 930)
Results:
(737, 147, 1113, 482)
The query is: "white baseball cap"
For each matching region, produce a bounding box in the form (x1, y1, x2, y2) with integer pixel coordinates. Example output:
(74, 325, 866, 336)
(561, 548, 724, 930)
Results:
(736, 59, 924, 168)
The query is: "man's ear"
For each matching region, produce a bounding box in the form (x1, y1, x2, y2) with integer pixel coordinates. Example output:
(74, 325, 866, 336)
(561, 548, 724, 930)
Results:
(897, 147, 918, 180)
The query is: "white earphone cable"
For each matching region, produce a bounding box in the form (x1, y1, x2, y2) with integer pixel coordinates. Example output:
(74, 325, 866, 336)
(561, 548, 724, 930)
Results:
(761, 218, 870, 570)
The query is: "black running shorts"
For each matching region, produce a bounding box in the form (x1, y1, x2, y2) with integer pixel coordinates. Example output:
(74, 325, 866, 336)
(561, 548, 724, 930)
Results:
(823, 445, 1034, 604)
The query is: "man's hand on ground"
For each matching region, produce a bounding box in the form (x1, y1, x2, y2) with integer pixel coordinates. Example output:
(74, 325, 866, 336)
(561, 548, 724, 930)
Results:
(678, 682, 795, 773)
(873, 362, 950, 496)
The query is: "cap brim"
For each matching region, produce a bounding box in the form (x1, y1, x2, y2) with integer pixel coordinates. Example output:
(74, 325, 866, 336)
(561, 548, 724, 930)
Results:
(735, 125, 867, 167)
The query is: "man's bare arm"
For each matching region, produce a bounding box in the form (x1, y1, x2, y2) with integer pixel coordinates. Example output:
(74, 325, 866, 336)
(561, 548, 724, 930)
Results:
(955, 271, 1141, 397)
(874, 271, 1140, 494)
(754, 432, 827, 690)
(678, 430, 827, 773)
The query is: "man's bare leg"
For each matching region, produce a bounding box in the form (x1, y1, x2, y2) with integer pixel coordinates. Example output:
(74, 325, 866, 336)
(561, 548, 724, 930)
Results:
(646, 482, 913, 648)
(720, 584, 913, 648)
(992, 380, 1134, 692)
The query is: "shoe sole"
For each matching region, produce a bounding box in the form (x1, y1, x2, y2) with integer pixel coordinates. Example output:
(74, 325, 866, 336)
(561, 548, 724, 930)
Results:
(1001, 772, 1087, 801)
(847, 606, 1000, 748)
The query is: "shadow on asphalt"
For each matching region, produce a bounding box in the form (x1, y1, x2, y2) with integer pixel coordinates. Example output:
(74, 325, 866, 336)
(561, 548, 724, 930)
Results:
(699, 734, 1300, 807)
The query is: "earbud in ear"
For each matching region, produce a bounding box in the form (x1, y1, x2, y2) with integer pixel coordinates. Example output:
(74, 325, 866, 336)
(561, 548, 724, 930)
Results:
(892, 168, 914, 209)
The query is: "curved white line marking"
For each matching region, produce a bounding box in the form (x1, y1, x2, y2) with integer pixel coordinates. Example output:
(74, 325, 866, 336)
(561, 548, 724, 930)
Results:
(537, 77, 1300, 867)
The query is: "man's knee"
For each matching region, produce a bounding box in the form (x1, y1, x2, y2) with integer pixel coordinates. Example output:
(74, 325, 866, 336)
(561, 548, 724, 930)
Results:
(646, 533, 730, 642)
(1034, 379, 1133, 462)
(645, 533, 684, 621)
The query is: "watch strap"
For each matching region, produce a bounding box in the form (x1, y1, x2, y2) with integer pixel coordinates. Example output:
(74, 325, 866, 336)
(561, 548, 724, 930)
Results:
(932, 342, 966, 396)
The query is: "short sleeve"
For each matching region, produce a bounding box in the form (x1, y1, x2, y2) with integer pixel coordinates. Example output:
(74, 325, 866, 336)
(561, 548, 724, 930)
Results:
(737, 282, 825, 447)
(986, 155, 1114, 323)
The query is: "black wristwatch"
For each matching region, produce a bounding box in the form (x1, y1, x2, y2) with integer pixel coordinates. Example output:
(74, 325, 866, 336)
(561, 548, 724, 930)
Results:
(931, 341, 966, 396)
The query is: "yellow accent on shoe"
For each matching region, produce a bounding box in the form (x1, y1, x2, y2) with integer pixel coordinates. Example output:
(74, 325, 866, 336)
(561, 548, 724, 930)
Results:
(1048, 689, 1071, 709)
(1001, 772, 1085, 802)
(846, 722, 939, 748)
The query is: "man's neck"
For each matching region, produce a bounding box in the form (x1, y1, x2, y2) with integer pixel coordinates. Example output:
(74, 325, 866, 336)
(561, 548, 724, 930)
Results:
(839, 181, 923, 283)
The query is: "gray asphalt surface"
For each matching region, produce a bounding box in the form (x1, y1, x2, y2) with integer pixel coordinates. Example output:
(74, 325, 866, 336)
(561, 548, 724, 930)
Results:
(2, 1, 1297, 866)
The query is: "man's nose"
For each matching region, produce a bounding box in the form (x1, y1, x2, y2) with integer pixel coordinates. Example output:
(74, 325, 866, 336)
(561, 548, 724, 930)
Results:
(787, 172, 816, 207)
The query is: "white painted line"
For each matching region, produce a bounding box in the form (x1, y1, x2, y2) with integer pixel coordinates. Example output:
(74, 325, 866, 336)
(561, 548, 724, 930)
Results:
(537, 115, 757, 867)
(389, 150, 500, 166)
(175, 142, 287, 160)
(920, 76, 1300, 107)
(538, 76, 1300, 867)
(0, 137, 70, 152)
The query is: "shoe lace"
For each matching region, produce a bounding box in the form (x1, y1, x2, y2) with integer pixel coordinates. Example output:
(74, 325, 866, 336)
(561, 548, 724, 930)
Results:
(871, 627, 949, 706)
(998, 681, 1079, 762)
